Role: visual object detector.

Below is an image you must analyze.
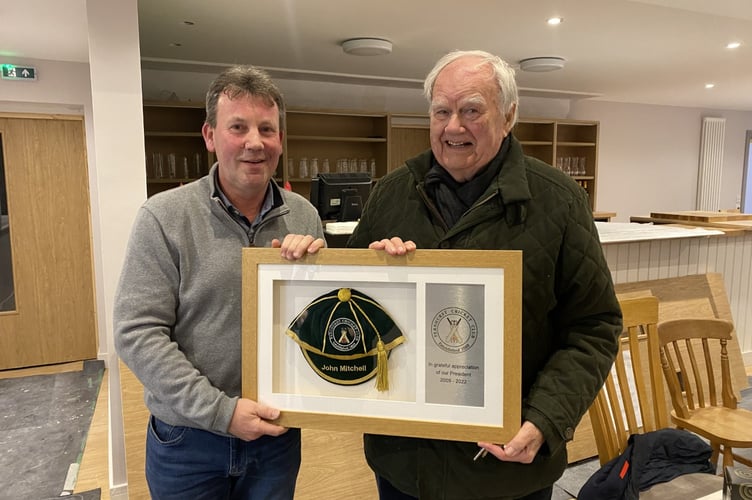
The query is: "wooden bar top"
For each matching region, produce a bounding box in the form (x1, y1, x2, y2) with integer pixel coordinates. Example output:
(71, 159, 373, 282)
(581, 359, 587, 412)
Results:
(649, 210, 752, 222)
(632, 211, 752, 233)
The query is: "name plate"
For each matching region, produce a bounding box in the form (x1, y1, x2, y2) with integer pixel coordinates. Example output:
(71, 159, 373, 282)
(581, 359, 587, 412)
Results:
(425, 284, 484, 407)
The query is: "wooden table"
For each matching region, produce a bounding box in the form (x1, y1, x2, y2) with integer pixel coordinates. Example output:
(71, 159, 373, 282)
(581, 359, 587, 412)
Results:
(592, 211, 616, 222)
(649, 210, 752, 222)
(631, 211, 752, 233)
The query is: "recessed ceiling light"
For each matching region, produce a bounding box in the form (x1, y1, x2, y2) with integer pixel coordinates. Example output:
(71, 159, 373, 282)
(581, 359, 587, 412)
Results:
(547, 17, 563, 25)
(726, 41, 741, 49)
(705, 83, 715, 89)
(182, 20, 195, 26)
(169, 42, 182, 48)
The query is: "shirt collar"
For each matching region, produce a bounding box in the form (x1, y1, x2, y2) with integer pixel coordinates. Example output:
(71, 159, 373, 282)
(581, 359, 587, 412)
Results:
(212, 168, 275, 229)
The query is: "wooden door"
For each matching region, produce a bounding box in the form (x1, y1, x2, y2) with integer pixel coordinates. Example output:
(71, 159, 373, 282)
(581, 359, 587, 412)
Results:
(0, 114, 97, 369)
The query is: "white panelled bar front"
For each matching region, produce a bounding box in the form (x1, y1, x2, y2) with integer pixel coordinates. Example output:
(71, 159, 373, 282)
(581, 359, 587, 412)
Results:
(598, 222, 752, 359)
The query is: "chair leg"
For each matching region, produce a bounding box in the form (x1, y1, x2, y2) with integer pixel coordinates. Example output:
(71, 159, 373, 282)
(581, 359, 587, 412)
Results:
(723, 446, 735, 470)
(711, 443, 721, 470)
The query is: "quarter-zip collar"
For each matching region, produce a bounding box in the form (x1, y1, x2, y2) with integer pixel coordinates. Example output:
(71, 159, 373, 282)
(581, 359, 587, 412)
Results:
(207, 163, 288, 244)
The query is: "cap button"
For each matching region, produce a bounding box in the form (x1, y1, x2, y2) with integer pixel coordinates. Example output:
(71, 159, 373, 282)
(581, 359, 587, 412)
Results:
(337, 288, 352, 302)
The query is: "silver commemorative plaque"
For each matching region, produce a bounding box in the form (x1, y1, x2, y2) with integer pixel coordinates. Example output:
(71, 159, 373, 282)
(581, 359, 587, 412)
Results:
(425, 283, 484, 406)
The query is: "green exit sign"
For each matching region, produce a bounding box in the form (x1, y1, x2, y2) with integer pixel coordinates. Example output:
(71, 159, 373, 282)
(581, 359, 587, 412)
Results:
(1, 64, 37, 81)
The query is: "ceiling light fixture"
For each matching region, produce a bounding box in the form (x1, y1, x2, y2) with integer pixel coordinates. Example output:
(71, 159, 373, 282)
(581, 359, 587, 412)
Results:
(726, 41, 741, 49)
(547, 17, 563, 25)
(705, 83, 715, 89)
(518, 56, 566, 72)
(341, 38, 393, 56)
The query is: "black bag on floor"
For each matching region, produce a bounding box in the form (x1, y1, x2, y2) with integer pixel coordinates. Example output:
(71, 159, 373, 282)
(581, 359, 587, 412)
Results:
(578, 428, 715, 500)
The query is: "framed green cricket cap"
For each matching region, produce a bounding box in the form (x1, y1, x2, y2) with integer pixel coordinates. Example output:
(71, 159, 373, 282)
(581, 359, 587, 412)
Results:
(286, 288, 405, 391)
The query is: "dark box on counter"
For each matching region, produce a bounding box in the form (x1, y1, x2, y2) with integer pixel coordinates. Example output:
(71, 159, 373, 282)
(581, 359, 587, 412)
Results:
(724, 466, 752, 499)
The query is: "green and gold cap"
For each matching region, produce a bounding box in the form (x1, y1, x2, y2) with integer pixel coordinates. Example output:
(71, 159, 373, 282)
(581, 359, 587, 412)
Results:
(286, 288, 405, 391)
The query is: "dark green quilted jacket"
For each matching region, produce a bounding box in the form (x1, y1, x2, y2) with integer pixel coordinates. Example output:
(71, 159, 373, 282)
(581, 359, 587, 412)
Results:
(348, 135, 622, 499)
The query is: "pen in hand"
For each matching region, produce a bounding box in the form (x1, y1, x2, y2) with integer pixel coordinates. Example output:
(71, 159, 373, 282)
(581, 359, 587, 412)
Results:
(473, 443, 504, 461)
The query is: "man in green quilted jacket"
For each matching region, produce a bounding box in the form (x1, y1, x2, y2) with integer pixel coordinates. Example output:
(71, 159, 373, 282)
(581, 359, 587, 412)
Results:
(348, 50, 623, 500)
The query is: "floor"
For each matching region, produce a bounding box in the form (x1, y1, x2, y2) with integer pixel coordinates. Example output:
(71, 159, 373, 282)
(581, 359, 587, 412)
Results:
(0, 362, 110, 499)
(3, 362, 751, 499)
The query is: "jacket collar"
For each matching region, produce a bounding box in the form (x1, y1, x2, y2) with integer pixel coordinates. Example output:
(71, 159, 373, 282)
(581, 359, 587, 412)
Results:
(406, 134, 532, 208)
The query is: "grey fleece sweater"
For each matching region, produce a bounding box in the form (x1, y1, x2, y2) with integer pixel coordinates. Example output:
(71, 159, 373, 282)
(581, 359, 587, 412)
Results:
(114, 165, 324, 435)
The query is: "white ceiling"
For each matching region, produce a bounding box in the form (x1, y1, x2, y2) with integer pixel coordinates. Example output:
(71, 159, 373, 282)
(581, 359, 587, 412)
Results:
(3, 0, 752, 110)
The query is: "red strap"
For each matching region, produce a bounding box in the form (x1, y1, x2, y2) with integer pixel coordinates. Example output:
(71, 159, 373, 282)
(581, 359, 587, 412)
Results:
(619, 460, 630, 479)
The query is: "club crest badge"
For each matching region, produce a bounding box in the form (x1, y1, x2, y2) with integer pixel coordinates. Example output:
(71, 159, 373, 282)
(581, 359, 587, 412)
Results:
(430, 307, 478, 354)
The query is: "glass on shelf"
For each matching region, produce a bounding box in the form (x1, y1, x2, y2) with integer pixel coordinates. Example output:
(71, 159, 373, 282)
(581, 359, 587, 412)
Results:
(287, 158, 295, 178)
(579, 157, 587, 176)
(167, 153, 177, 179)
(182, 156, 190, 179)
(370, 158, 376, 177)
(321, 158, 330, 174)
(310, 158, 319, 178)
(299, 157, 309, 179)
(193, 152, 203, 177)
(336, 158, 347, 173)
(152, 152, 164, 179)
(359, 158, 368, 173)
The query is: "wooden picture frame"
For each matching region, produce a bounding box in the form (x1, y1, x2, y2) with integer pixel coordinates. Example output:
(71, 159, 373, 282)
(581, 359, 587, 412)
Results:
(242, 248, 522, 443)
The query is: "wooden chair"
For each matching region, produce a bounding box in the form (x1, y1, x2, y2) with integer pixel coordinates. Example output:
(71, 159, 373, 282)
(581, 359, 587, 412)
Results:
(587, 296, 722, 498)
(657, 317, 752, 470)
(589, 295, 668, 465)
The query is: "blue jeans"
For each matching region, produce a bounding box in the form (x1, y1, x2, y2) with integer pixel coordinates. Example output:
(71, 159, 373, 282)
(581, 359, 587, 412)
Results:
(145, 415, 301, 500)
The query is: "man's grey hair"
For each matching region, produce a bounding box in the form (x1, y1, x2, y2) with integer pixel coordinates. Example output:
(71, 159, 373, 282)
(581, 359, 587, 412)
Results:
(205, 65, 285, 129)
(423, 50, 519, 127)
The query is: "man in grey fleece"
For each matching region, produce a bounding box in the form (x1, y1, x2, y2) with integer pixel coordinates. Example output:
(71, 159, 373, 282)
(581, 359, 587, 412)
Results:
(114, 65, 325, 499)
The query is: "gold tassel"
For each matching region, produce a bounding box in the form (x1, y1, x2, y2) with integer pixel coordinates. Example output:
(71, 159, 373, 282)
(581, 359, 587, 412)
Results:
(376, 339, 389, 391)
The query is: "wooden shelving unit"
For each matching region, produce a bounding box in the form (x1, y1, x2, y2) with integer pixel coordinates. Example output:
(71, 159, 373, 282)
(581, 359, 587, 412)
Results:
(514, 118, 600, 209)
(141, 104, 600, 210)
(142, 102, 213, 198)
(283, 109, 389, 199)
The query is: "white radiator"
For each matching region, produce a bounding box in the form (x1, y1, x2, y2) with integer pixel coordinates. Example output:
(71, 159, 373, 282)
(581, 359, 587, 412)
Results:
(696, 117, 726, 210)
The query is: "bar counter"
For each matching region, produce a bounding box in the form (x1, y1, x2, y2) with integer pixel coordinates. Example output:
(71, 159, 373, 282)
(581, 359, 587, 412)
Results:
(597, 218, 752, 364)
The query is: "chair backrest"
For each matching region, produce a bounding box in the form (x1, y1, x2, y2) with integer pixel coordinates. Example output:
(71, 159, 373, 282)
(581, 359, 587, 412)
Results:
(588, 295, 668, 465)
(656, 317, 737, 419)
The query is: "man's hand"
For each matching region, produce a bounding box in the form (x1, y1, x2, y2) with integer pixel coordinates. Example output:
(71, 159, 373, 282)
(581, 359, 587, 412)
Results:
(273, 234, 325, 260)
(368, 237, 416, 256)
(477, 421, 545, 464)
(227, 398, 288, 441)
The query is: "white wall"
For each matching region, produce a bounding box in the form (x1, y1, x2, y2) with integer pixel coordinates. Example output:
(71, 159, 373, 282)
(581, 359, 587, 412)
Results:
(142, 68, 572, 117)
(0, 55, 108, 363)
(86, 0, 145, 495)
(569, 100, 752, 221)
(142, 67, 428, 111)
(1, 3, 146, 495)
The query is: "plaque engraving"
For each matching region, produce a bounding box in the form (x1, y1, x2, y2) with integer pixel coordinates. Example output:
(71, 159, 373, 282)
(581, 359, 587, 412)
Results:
(425, 283, 484, 406)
